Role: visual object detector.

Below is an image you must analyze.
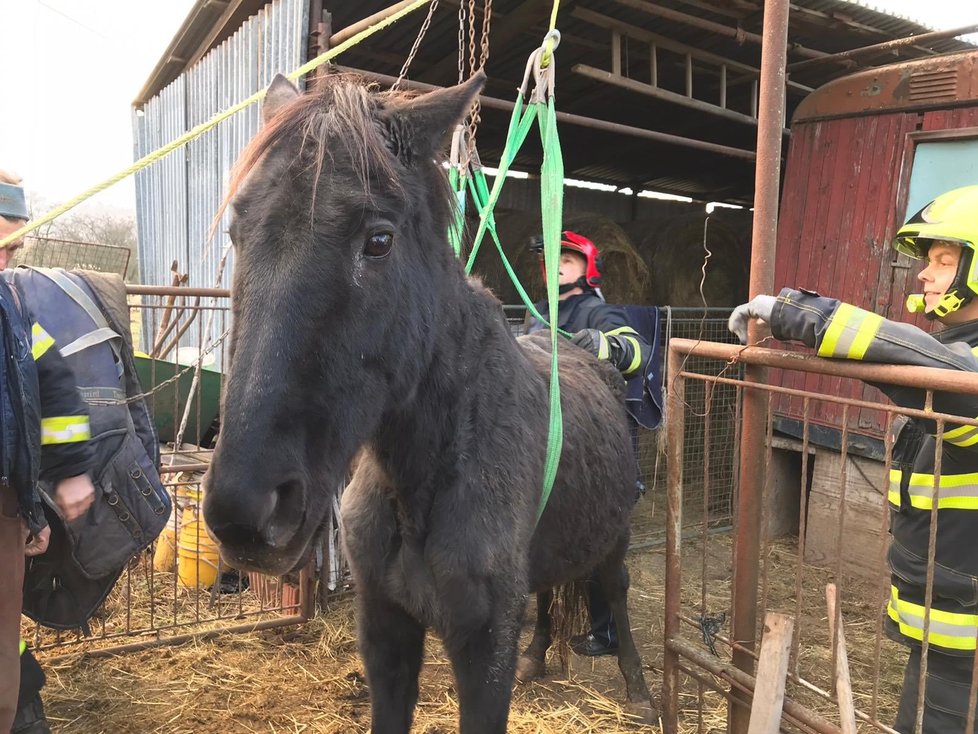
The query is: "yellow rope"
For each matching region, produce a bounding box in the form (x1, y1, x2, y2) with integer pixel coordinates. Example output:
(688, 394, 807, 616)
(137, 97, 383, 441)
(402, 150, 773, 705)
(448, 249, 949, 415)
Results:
(0, 0, 434, 249)
(541, 0, 561, 68)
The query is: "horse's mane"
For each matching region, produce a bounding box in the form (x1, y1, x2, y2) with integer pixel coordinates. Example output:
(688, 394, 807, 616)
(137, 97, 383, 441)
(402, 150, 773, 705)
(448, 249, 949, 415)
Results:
(220, 74, 419, 224)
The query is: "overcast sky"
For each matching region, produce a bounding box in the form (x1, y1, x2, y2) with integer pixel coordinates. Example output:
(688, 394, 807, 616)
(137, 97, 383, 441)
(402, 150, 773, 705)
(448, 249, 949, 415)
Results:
(0, 0, 975, 215)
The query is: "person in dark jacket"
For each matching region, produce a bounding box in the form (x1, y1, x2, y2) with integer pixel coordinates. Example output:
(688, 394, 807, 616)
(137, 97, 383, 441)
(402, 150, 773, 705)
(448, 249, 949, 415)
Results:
(0, 170, 96, 734)
(729, 185, 978, 733)
(528, 230, 651, 657)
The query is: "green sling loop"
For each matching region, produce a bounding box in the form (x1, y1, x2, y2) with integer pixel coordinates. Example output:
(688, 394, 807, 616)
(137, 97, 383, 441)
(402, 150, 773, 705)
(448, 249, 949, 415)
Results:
(455, 30, 566, 523)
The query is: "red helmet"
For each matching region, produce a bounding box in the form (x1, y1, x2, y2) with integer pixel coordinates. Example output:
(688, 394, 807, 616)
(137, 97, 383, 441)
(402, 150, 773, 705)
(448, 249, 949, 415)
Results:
(560, 231, 603, 288)
(530, 230, 604, 289)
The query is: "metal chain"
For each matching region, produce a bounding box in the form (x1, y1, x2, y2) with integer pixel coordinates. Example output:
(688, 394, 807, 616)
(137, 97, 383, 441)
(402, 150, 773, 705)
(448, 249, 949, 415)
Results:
(467, 0, 478, 83)
(464, 0, 493, 167)
(392, 0, 440, 91)
(85, 327, 232, 407)
(457, 0, 466, 84)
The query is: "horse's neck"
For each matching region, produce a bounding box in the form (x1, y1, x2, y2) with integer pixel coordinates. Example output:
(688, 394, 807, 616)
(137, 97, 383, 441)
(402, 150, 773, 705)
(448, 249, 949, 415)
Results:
(373, 278, 538, 492)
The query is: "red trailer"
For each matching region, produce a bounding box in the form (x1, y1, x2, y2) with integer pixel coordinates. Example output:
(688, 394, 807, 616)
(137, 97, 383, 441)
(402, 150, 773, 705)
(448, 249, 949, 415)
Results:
(773, 50, 978, 456)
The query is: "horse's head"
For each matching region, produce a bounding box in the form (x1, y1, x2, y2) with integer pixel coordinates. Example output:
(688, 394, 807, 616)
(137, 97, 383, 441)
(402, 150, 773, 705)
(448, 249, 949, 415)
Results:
(204, 72, 485, 573)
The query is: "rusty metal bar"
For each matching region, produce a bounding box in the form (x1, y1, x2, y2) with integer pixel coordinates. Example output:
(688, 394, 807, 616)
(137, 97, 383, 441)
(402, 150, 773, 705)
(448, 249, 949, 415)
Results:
(668, 637, 844, 734)
(612, 0, 828, 60)
(730, 2, 790, 731)
(332, 65, 758, 161)
(686, 370, 978, 428)
(663, 344, 687, 734)
(672, 339, 978, 396)
(128, 285, 230, 297)
(44, 615, 306, 663)
(786, 23, 978, 73)
(329, 0, 427, 46)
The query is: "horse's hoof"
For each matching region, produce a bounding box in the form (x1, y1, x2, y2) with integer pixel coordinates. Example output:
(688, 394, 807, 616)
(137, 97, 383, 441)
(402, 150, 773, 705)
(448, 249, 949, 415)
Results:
(515, 654, 545, 683)
(624, 701, 660, 728)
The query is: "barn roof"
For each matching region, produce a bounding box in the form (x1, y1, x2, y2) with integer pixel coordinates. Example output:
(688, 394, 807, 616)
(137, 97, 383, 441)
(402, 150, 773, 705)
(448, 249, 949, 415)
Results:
(134, 0, 977, 204)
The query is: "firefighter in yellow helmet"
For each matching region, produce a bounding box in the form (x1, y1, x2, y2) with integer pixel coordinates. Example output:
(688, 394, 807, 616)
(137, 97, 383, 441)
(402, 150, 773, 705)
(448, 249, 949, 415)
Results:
(729, 185, 978, 732)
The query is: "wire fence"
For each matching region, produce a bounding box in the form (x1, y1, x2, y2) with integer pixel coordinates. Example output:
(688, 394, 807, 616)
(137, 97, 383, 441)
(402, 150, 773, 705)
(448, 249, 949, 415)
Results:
(11, 236, 132, 278)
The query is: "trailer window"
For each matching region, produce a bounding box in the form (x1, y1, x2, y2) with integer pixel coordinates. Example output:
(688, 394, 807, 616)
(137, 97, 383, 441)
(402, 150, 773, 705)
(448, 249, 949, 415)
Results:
(904, 137, 978, 219)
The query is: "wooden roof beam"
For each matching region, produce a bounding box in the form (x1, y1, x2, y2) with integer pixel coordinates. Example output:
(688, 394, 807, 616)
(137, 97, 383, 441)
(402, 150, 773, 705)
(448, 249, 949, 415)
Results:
(611, 0, 829, 61)
(571, 7, 813, 96)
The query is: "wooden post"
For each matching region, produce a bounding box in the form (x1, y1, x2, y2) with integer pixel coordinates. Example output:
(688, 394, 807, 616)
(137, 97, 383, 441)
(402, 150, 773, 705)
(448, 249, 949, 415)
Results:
(747, 612, 794, 734)
(826, 584, 858, 734)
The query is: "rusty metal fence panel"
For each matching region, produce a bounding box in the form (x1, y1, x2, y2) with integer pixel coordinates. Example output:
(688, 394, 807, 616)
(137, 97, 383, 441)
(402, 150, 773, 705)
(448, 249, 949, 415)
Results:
(662, 338, 978, 734)
(22, 288, 317, 658)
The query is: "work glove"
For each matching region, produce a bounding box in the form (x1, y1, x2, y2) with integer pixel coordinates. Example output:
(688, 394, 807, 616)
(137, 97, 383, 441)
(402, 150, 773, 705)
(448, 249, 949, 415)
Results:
(727, 294, 778, 345)
(571, 329, 628, 372)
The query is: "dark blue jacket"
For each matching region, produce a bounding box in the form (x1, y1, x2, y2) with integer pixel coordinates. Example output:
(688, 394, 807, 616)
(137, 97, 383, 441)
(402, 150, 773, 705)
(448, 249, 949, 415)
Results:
(0, 277, 93, 532)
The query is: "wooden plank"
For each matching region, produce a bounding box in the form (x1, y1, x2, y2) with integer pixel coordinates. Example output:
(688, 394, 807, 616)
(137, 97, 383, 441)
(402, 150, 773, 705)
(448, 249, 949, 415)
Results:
(826, 584, 858, 734)
(805, 451, 888, 582)
(747, 612, 795, 734)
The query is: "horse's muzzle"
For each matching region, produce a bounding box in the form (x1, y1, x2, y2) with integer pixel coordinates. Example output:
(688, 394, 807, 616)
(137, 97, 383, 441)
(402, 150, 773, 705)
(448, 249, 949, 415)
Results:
(203, 472, 308, 574)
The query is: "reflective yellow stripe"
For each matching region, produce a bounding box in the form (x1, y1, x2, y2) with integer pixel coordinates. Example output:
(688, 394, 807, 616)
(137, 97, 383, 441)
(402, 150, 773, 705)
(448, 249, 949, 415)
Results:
(606, 326, 643, 376)
(19, 640, 26, 655)
(596, 332, 610, 361)
(848, 312, 884, 359)
(888, 470, 978, 511)
(887, 468, 901, 507)
(817, 304, 883, 359)
(41, 416, 91, 445)
(31, 322, 54, 361)
(943, 420, 978, 447)
(888, 586, 978, 651)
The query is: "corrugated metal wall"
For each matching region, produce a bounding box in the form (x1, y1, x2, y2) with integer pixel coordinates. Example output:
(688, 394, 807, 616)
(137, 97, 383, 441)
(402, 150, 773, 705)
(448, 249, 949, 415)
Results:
(133, 0, 308, 357)
(773, 105, 978, 448)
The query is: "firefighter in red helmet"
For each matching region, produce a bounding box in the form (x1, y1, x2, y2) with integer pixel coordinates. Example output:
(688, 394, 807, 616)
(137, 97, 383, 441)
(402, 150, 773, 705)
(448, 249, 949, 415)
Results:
(528, 230, 652, 656)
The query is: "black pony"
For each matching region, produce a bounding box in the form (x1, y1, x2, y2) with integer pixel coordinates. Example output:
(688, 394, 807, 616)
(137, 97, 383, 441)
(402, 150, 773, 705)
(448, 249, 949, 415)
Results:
(203, 72, 654, 732)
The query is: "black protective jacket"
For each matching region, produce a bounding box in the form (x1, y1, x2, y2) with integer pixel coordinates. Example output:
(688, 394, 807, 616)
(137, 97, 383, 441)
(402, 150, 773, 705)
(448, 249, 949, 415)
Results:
(528, 291, 651, 379)
(771, 287, 978, 656)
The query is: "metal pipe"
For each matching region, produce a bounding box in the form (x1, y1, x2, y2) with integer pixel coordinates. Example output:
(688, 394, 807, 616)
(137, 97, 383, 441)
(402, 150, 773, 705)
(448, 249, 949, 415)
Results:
(662, 344, 687, 734)
(730, 2, 790, 731)
(328, 0, 426, 47)
(667, 637, 844, 734)
(612, 0, 828, 60)
(670, 339, 978, 396)
(127, 285, 231, 297)
(44, 615, 306, 663)
(787, 23, 978, 72)
(332, 65, 758, 161)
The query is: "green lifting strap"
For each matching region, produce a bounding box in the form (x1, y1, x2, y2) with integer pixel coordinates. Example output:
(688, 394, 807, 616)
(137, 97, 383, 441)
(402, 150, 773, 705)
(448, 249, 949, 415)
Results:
(451, 30, 566, 524)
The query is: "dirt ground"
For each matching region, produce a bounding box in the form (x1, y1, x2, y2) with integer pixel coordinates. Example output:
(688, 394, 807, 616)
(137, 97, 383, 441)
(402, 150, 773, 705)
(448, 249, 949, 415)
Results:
(35, 526, 907, 734)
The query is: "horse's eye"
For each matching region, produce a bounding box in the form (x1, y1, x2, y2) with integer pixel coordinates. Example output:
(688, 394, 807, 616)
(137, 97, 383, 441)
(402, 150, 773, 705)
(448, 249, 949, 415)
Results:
(364, 232, 394, 259)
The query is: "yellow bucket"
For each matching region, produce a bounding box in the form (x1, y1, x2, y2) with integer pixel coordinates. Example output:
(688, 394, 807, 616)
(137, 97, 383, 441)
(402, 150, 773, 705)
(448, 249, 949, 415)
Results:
(177, 518, 221, 589)
(153, 521, 178, 573)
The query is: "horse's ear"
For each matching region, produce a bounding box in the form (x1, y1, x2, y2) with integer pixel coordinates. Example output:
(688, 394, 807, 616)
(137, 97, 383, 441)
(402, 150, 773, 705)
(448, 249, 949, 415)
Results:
(263, 74, 301, 125)
(390, 72, 486, 160)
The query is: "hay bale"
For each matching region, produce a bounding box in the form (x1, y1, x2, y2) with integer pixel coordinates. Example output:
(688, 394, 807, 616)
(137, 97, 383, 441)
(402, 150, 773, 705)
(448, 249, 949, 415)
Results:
(633, 211, 752, 308)
(466, 211, 652, 306)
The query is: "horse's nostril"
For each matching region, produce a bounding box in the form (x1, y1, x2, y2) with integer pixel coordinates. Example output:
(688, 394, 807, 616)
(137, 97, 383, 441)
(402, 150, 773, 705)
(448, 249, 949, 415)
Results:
(208, 520, 267, 550)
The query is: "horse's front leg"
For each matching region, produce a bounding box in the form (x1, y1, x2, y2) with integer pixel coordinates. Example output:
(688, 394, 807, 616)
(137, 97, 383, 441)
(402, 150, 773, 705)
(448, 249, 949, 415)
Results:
(443, 586, 525, 734)
(516, 589, 553, 683)
(357, 594, 426, 734)
(594, 535, 659, 724)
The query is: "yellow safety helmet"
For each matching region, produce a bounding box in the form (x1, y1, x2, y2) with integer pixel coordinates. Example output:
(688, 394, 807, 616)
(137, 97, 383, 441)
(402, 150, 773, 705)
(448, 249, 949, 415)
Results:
(893, 185, 978, 320)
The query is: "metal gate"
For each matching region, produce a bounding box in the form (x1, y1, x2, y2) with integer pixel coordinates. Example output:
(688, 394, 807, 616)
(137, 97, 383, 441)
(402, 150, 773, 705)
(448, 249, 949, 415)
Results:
(662, 338, 978, 734)
(23, 286, 320, 659)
